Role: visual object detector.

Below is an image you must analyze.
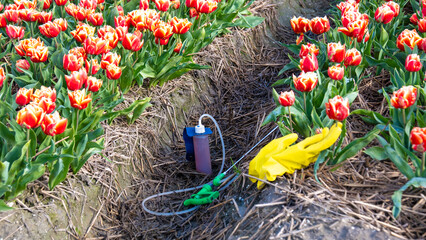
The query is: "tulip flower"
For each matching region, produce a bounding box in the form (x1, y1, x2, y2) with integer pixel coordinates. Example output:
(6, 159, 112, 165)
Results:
(299, 43, 319, 59)
(6, 25, 25, 40)
(140, 0, 149, 10)
(171, 0, 180, 9)
(98, 27, 119, 50)
(0, 67, 5, 88)
(410, 127, 426, 153)
(16, 104, 46, 129)
(85, 59, 100, 75)
(391, 86, 417, 109)
(152, 21, 174, 40)
(84, 37, 109, 55)
(15, 38, 44, 57)
(170, 17, 192, 34)
(310, 16, 330, 35)
(325, 96, 350, 121)
(410, 13, 419, 25)
(357, 29, 370, 43)
(88, 13, 104, 26)
(101, 52, 121, 69)
(117, 6, 124, 16)
(33, 97, 55, 114)
(16, 59, 30, 73)
(290, 16, 311, 34)
(419, 18, 426, 33)
(174, 42, 183, 53)
(189, 8, 200, 19)
(338, 19, 368, 38)
(0, 14, 6, 28)
(43, 0, 52, 9)
(186, 0, 197, 8)
(375, 5, 395, 24)
(63, 53, 84, 72)
(128, 10, 145, 28)
(32, 86, 56, 102)
(85, 76, 102, 92)
(80, 0, 97, 10)
(384, 1, 400, 17)
(37, 11, 53, 24)
(0, 3, 3, 12)
(155, 0, 170, 11)
(300, 54, 318, 72)
(71, 23, 96, 43)
(65, 68, 88, 90)
(106, 64, 122, 80)
(39, 21, 61, 38)
(69, 47, 87, 61)
(344, 48, 362, 67)
(53, 18, 67, 31)
(41, 112, 67, 136)
(155, 37, 170, 45)
(68, 89, 92, 110)
(328, 64, 344, 81)
(293, 72, 318, 92)
(116, 26, 128, 41)
(405, 54, 422, 72)
(16, 88, 34, 106)
(28, 46, 49, 63)
(278, 91, 295, 107)
(336, 0, 358, 14)
(122, 31, 144, 51)
(396, 29, 422, 51)
(115, 15, 129, 28)
(328, 42, 346, 63)
(196, 0, 218, 14)
(55, 0, 68, 6)
(341, 11, 361, 28)
(4, 10, 20, 23)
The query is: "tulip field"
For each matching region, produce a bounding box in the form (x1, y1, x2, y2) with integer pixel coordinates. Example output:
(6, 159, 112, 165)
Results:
(0, 0, 425, 238)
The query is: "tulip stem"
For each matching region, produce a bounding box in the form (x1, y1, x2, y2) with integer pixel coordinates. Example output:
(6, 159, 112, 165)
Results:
(288, 106, 293, 133)
(322, 33, 326, 45)
(422, 153, 425, 173)
(39, 64, 43, 83)
(303, 92, 307, 112)
(75, 110, 79, 135)
(402, 108, 406, 126)
(26, 128, 30, 162)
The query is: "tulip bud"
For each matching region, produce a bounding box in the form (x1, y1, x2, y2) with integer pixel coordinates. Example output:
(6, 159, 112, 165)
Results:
(84, 37, 109, 55)
(410, 127, 426, 152)
(16, 88, 34, 106)
(196, 0, 217, 13)
(39, 21, 61, 38)
(38, 11, 53, 24)
(328, 42, 346, 63)
(122, 31, 144, 51)
(310, 16, 330, 35)
(405, 54, 422, 72)
(344, 48, 362, 67)
(88, 12, 104, 26)
(106, 64, 122, 80)
(55, 0, 68, 6)
(278, 91, 295, 107)
(189, 8, 199, 19)
(28, 46, 49, 63)
(85, 76, 103, 92)
(391, 86, 417, 109)
(140, 0, 149, 10)
(155, 0, 171, 11)
(170, 17, 192, 34)
(16, 104, 46, 129)
(53, 18, 67, 31)
(293, 72, 318, 92)
(171, 0, 180, 9)
(0, 14, 7, 28)
(68, 89, 92, 110)
(174, 42, 183, 53)
(410, 13, 419, 25)
(300, 54, 318, 72)
(328, 64, 344, 81)
(325, 96, 350, 121)
(117, 6, 124, 16)
(16, 59, 30, 73)
(41, 112, 68, 136)
(418, 18, 426, 33)
(65, 68, 88, 91)
(384, 1, 400, 17)
(101, 52, 121, 69)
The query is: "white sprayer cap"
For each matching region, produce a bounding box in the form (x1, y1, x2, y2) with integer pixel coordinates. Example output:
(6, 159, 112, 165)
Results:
(195, 124, 205, 134)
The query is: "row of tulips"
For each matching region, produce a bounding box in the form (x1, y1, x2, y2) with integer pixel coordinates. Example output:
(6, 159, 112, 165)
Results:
(0, 0, 262, 208)
(265, 0, 426, 219)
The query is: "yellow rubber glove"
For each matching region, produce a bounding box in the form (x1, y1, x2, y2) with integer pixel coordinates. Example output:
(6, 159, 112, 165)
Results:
(249, 122, 342, 189)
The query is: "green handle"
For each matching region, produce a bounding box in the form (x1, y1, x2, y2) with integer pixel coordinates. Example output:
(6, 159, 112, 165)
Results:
(184, 185, 220, 206)
(213, 173, 225, 186)
(184, 197, 213, 206)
